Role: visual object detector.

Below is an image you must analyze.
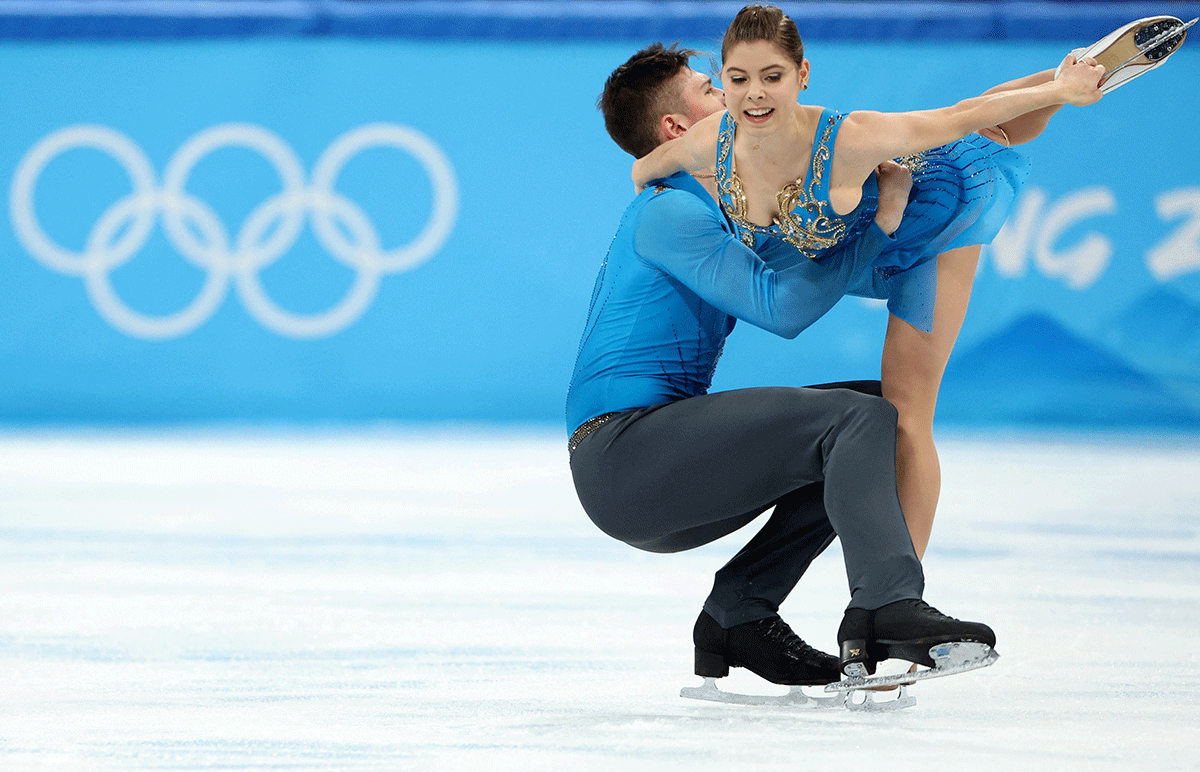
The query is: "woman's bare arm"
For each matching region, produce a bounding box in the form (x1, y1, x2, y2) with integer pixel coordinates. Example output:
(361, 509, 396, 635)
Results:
(631, 111, 723, 191)
(835, 56, 1104, 184)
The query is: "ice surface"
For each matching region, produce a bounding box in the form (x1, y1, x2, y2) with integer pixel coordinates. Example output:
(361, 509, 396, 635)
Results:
(1, 428, 1198, 770)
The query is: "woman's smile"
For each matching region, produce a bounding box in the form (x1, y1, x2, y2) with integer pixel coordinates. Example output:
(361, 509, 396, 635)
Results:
(742, 106, 775, 124)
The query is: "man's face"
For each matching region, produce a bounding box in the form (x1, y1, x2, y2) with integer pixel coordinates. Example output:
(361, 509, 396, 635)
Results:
(676, 67, 725, 125)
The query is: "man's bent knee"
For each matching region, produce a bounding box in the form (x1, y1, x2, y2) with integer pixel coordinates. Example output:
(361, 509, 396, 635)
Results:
(832, 389, 899, 427)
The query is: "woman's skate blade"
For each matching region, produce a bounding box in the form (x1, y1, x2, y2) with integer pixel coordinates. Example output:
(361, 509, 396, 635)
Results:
(680, 677, 845, 708)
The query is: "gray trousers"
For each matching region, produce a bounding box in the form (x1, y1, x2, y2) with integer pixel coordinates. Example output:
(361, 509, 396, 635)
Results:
(569, 383, 924, 628)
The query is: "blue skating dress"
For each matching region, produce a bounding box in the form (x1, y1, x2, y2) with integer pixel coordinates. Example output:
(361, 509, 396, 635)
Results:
(715, 108, 1030, 331)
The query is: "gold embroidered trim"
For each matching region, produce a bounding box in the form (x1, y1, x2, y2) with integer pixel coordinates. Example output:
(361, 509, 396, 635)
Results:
(771, 114, 845, 255)
(717, 114, 852, 258)
(716, 124, 755, 247)
(894, 152, 930, 176)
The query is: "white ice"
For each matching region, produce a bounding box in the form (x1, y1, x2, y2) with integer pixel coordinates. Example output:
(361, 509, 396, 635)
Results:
(1, 428, 1198, 771)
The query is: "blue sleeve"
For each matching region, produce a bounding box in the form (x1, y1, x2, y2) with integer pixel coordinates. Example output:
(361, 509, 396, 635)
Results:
(633, 190, 891, 339)
(830, 236, 892, 301)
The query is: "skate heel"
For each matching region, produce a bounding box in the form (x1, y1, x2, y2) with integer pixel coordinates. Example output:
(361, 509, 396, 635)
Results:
(694, 647, 730, 678)
(880, 641, 936, 668)
(840, 639, 871, 677)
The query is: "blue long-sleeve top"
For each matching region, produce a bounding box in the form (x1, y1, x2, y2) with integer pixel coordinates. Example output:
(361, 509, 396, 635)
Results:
(566, 171, 891, 435)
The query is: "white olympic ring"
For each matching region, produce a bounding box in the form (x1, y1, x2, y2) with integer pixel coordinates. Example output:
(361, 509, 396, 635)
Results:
(9, 122, 458, 339)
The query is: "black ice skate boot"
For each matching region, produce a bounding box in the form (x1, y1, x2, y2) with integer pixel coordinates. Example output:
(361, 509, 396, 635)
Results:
(694, 610, 841, 686)
(837, 599, 995, 676)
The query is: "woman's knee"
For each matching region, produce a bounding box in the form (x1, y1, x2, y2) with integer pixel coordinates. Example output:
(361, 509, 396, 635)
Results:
(882, 367, 941, 430)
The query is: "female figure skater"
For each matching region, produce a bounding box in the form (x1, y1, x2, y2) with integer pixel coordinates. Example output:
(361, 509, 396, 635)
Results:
(631, 4, 1117, 560)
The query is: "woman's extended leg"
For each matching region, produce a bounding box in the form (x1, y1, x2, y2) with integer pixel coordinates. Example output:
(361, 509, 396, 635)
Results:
(880, 245, 980, 559)
(979, 69, 1065, 145)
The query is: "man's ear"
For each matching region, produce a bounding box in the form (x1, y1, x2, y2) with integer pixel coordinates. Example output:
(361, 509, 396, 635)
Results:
(660, 113, 690, 142)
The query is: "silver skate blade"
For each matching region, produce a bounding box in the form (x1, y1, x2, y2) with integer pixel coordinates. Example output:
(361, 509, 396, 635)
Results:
(681, 677, 846, 708)
(845, 684, 916, 712)
(1100, 17, 1197, 90)
(824, 642, 999, 693)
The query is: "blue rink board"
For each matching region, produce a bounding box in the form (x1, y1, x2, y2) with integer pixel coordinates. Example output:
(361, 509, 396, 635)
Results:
(2, 32, 1200, 428)
(2, 1, 1200, 41)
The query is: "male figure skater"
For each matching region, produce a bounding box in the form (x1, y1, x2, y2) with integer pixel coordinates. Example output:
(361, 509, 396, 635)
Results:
(566, 43, 995, 692)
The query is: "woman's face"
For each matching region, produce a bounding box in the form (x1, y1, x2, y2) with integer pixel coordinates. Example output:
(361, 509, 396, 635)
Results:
(721, 40, 807, 131)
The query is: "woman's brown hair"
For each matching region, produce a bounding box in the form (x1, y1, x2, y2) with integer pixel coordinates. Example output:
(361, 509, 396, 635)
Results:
(722, 5, 805, 68)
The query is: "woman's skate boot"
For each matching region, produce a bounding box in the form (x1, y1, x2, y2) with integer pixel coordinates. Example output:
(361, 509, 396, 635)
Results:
(1056, 16, 1197, 93)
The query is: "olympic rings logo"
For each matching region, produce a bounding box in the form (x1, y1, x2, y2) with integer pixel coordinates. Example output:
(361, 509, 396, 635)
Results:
(9, 123, 457, 339)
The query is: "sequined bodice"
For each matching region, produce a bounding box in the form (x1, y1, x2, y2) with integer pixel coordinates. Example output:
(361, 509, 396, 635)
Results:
(715, 109, 877, 260)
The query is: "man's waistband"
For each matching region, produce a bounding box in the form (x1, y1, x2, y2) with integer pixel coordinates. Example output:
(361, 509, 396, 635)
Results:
(568, 411, 621, 455)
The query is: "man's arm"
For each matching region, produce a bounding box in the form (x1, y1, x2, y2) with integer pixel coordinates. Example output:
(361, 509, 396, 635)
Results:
(633, 190, 892, 339)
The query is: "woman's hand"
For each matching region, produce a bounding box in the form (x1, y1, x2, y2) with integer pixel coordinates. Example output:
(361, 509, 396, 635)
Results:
(1054, 54, 1106, 106)
(872, 160, 913, 236)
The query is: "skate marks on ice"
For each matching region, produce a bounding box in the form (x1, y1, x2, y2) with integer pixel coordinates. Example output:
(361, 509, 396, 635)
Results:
(2, 431, 1200, 771)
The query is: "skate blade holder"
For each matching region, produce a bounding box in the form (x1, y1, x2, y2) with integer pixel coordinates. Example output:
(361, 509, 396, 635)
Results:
(845, 683, 916, 712)
(1100, 17, 1197, 91)
(681, 677, 846, 708)
(842, 658, 919, 712)
(825, 641, 999, 704)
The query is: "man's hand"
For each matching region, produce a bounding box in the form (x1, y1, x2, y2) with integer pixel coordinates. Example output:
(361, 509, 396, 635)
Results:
(873, 160, 913, 236)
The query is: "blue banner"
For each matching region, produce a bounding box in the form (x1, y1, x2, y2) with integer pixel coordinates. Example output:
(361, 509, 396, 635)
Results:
(5, 1, 1198, 42)
(2, 35, 1198, 427)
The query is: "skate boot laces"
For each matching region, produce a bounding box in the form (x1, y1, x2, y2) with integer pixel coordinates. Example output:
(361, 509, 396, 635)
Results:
(910, 599, 959, 622)
(751, 617, 828, 667)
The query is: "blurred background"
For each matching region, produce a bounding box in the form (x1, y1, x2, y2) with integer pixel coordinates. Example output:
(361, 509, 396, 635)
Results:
(2, 0, 1199, 431)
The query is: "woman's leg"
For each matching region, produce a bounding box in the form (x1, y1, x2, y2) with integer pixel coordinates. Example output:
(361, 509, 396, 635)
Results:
(979, 69, 1064, 145)
(880, 245, 981, 559)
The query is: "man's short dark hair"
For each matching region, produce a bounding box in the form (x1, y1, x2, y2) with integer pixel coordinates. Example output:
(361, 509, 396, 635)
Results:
(597, 42, 699, 158)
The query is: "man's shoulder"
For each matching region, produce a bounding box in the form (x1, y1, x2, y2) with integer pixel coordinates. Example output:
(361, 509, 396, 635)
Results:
(633, 175, 714, 222)
(649, 170, 708, 198)
(640, 182, 698, 207)
(625, 179, 733, 266)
